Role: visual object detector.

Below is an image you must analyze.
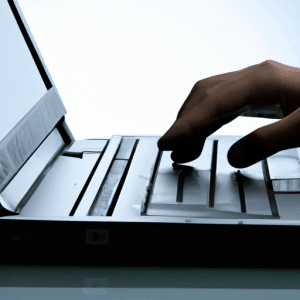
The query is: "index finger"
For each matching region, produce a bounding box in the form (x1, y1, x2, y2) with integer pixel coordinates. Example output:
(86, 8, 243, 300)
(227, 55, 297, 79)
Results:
(158, 76, 253, 151)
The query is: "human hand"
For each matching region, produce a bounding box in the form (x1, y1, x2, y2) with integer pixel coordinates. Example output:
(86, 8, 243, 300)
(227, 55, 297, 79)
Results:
(157, 60, 300, 168)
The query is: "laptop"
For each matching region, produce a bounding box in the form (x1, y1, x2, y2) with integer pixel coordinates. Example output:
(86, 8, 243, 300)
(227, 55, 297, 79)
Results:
(1, 0, 300, 268)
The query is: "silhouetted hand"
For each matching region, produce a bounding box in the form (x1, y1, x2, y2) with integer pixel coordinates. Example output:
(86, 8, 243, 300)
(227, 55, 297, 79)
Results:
(157, 60, 300, 168)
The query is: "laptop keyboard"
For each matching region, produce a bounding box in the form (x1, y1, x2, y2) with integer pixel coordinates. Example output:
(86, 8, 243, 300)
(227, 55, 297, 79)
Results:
(89, 135, 300, 220)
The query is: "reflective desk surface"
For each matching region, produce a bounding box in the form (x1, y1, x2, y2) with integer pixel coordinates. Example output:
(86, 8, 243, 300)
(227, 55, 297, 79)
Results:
(1, 265, 300, 299)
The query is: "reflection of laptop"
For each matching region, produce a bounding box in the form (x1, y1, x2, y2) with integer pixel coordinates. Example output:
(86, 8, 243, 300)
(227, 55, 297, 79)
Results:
(1, 0, 300, 268)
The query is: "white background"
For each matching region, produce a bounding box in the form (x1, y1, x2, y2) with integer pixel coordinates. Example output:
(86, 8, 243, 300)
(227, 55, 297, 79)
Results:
(17, 0, 300, 140)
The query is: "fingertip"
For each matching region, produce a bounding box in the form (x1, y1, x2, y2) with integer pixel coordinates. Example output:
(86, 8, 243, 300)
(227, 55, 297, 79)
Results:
(157, 138, 164, 150)
(157, 137, 171, 151)
(227, 148, 240, 168)
(228, 141, 262, 169)
(158, 132, 183, 151)
(171, 142, 205, 164)
(227, 144, 248, 168)
(171, 151, 193, 163)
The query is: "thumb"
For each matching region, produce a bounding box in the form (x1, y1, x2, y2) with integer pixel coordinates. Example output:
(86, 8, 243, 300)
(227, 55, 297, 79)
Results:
(227, 107, 300, 168)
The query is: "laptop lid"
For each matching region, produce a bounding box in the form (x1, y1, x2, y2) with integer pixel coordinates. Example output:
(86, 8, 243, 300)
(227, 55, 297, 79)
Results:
(0, 0, 72, 204)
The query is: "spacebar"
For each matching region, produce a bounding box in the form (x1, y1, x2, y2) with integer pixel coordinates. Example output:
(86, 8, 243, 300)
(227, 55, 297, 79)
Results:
(146, 203, 276, 219)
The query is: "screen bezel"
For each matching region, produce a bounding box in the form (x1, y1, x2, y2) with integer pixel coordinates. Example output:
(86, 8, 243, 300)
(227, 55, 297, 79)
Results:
(7, 0, 52, 90)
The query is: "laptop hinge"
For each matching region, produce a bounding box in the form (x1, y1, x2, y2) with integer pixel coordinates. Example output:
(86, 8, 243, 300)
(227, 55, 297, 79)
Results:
(0, 128, 66, 213)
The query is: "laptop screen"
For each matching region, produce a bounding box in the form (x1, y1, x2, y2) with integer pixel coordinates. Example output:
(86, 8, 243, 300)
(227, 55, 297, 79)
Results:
(0, 0, 48, 142)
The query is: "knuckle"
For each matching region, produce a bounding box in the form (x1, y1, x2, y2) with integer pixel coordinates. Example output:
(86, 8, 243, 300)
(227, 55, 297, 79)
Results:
(258, 60, 278, 81)
(263, 59, 276, 67)
(250, 60, 281, 92)
(258, 60, 273, 78)
(193, 80, 202, 92)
